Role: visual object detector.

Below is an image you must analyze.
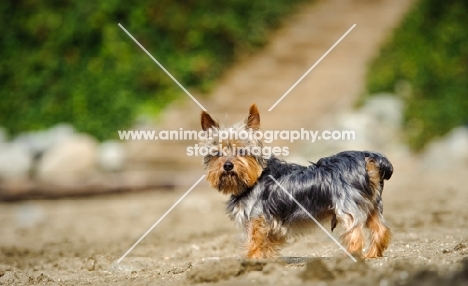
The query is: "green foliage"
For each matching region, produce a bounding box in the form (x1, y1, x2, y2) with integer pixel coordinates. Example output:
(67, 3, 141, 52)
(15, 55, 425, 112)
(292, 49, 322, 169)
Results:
(365, 0, 468, 150)
(0, 0, 307, 140)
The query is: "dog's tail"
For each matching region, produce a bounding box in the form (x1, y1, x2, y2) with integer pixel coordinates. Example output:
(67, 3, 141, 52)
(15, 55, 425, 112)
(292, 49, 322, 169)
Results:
(364, 152, 393, 181)
(375, 154, 393, 181)
(363, 152, 393, 217)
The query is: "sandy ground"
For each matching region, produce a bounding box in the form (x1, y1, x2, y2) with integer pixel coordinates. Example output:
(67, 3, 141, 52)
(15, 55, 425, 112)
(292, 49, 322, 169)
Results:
(1, 159, 468, 285)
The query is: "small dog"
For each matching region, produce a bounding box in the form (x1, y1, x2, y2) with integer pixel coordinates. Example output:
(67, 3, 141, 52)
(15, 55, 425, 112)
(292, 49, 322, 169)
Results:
(200, 104, 393, 258)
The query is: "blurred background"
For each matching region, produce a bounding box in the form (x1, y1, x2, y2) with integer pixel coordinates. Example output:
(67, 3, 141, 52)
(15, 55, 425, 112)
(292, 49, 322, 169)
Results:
(0, 0, 468, 284)
(0, 0, 312, 195)
(0, 0, 467, 195)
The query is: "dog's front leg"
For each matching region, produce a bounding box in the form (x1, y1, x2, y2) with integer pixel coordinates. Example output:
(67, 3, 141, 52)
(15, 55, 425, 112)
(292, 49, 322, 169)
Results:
(246, 216, 285, 258)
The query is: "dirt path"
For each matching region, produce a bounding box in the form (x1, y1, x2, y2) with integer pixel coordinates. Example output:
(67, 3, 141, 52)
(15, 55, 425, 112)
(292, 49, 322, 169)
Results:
(1, 167, 467, 285)
(3, 0, 468, 285)
(128, 0, 416, 173)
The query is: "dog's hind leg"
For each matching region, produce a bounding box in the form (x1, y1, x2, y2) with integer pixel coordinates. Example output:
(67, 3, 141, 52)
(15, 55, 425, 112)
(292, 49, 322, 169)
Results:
(365, 211, 391, 258)
(338, 214, 365, 256)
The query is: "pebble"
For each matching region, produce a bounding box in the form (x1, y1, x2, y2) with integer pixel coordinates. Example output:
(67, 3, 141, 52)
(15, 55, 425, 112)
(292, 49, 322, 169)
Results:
(86, 257, 96, 271)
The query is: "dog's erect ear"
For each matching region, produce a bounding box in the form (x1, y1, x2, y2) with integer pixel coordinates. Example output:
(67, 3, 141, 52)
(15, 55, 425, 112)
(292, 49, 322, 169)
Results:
(201, 111, 219, 131)
(247, 104, 260, 130)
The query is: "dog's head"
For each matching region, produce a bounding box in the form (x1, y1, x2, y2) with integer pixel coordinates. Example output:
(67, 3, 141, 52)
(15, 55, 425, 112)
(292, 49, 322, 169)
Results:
(200, 104, 265, 196)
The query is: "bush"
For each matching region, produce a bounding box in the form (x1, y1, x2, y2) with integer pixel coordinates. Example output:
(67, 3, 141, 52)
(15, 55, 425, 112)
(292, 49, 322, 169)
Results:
(365, 0, 468, 150)
(0, 0, 307, 140)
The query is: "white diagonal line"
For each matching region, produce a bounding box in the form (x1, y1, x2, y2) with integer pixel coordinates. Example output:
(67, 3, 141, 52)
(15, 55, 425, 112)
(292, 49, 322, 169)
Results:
(268, 175, 357, 262)
(118, 23, 207, 111)
(117, 175, 206, 263)
(268, 24, 356, 111)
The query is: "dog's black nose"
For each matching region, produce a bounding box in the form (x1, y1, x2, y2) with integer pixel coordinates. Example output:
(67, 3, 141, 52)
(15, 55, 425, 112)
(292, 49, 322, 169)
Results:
(223, 161, 234, 171)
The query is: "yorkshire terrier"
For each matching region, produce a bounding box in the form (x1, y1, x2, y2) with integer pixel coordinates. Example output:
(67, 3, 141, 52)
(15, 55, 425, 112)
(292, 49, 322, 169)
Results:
(200, 104, 393, 259)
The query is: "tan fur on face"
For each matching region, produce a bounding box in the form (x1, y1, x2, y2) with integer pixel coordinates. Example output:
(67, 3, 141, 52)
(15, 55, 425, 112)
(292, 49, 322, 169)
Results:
(202, 105, 265, 196)
(206, 155, 263, 196)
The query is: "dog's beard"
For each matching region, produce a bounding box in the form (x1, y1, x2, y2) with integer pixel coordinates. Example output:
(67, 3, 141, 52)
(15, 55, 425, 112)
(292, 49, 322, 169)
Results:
(205, 155, 264, 196)
(217, 171, 250, 196)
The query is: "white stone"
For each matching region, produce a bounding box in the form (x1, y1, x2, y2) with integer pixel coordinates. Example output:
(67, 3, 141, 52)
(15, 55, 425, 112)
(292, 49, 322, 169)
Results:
(36, 134, 98, 185)
(336, 112, 375, 146)
(422, 126, 468, 170)
(334, 94, 405, 151)
(0, 143, 32, 181)
(14, 123, 75, 156)
(360, 93, 404, 128)
(98, 140, 126, 171)
(445, 127, 468, 160)
(300, 99, 406, 160)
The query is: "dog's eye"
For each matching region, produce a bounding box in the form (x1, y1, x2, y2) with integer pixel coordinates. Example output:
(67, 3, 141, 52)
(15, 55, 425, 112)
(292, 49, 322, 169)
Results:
(236, 147, 248, 156)
(207, 146, 223, 157)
